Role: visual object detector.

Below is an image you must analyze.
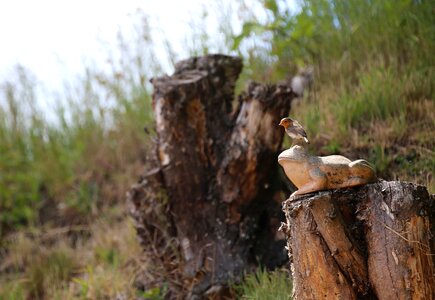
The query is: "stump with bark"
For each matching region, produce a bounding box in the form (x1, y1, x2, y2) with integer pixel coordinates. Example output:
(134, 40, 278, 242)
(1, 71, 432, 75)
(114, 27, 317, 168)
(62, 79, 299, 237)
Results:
(281, 180, 435, 300)
(128, 55, 295, 298)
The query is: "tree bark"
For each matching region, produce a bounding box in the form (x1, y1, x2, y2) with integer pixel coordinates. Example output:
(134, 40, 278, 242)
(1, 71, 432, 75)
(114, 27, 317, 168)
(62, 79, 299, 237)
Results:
(128, 55, 295, 299)
(281, 180, 434, 300)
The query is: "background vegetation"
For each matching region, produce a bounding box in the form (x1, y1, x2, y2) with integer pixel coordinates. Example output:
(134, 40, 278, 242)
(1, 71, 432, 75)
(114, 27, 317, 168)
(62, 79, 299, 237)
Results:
(1, 0, 433, 298)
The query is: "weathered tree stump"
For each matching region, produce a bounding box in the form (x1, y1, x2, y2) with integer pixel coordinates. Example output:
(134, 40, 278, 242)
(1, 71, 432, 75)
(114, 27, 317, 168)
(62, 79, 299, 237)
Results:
(128, 55, 296, 298)
(281, 180, 435, 299)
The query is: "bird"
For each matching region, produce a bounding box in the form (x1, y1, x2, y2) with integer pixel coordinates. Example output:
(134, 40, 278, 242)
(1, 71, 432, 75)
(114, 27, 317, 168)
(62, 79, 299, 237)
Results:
(290, 66, 314, 97)
(279, 117, 310, 144)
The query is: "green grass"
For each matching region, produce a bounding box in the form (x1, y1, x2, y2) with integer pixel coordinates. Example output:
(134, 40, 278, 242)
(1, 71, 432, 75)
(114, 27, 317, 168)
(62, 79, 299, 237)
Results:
(235, 268, 293, 300)
(235, 0, 434, 190)
(0, 279, 25, 300)
(333, 67, 406, 132)
(0, 62, 154, 235)
(27, 247, 77, 299)
(0, 18, 155, 298)
(0, 207, 143, 300)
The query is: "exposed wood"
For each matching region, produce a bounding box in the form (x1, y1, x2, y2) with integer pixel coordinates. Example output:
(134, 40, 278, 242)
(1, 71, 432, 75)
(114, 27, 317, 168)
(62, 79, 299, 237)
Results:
(282, 193, 366, 300)
(128, 55, 296, 299)
(358, 181, 435, 300)
(309, 194, 369, 294)
(281, 180, 434, 300)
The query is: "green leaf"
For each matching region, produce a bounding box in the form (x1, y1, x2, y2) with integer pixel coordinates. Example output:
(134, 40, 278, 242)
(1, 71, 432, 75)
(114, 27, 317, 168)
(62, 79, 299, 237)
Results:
(232, 22, 266, 50)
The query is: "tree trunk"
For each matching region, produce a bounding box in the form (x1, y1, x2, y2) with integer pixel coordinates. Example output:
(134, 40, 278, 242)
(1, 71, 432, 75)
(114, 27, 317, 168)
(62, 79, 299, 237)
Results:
(281, 180, 435, 300)
(128, 55, 295, 299)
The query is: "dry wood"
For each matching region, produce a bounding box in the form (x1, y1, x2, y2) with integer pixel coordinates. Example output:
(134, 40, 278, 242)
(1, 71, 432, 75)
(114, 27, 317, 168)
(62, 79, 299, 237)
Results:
(128, 55, 296, 298)
(282, 180, 434, 300)
(359, 181, 435, 300)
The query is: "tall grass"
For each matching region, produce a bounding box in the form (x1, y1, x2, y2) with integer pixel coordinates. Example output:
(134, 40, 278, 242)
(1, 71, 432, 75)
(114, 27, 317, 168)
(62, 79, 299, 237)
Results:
(0, 68, 152, 233)
(234, 0, 434, 189)
(0, 21, 157, 235)
(236, 0, 434, 96)
(0, 207, 142, 299)
(0, 13, 158, 299)
(235, 268, 293, 300)
(333, 67, 407, 133)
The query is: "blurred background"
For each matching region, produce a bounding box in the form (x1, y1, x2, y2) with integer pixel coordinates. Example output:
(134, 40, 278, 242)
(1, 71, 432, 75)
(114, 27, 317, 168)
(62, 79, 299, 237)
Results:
(0, 0, 433, 299)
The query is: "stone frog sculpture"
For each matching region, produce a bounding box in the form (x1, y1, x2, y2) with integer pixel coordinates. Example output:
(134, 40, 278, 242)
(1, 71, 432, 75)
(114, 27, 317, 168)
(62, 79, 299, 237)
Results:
(278, 117, 376, 198)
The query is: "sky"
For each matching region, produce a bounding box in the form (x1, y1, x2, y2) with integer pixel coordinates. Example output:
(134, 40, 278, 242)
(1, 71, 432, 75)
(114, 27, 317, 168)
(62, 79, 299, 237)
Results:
(0, 0, 240, 93)
(0, 0, 298, 107)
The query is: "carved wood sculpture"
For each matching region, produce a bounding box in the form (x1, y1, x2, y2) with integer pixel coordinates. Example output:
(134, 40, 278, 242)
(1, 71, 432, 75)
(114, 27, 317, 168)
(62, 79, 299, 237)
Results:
(278, 145, 376, 197)
(278, 124, 434, 299)
(128, 55, 296, 298)
(280, 181, 435, 299)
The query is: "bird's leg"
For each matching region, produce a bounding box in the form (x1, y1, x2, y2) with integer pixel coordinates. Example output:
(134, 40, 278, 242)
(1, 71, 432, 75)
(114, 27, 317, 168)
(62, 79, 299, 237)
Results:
(291, 138, 305, 147)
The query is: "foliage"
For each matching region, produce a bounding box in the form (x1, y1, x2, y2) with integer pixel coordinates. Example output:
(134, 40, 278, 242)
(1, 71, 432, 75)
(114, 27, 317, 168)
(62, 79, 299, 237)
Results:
(233, 0, 434, 189)
(235, 0, 434, 82)
(0, 23, 155, 235)
(0, 207, 142, 300)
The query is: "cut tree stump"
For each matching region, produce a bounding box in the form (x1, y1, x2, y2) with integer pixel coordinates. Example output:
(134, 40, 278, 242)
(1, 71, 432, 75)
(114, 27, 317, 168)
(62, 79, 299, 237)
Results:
(128, 55, 296, 299)
(281, 180, 435, 300)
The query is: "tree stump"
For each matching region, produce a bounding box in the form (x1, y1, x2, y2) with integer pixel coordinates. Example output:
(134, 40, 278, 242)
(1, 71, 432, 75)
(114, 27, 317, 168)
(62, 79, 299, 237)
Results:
(128, 55, 296, 298)
(281, 180, 435, 299)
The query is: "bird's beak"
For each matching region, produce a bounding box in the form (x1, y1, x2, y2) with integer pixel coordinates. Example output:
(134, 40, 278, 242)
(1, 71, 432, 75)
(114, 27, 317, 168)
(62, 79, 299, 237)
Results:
(278, 120, 284, 127)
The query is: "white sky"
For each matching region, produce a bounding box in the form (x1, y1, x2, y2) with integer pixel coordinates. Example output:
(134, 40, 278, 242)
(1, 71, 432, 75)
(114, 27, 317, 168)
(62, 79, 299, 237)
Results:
(0, 0, 235, 91)
(0, 0, 297, 100)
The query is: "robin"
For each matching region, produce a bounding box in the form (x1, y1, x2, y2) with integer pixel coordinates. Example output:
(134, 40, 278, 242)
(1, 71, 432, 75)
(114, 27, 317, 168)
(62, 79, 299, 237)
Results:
(279, 117, 310, 144)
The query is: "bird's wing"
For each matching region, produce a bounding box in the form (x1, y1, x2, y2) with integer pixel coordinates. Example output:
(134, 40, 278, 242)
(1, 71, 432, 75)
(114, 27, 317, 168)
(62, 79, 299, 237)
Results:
(293, 121, 308, 138)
